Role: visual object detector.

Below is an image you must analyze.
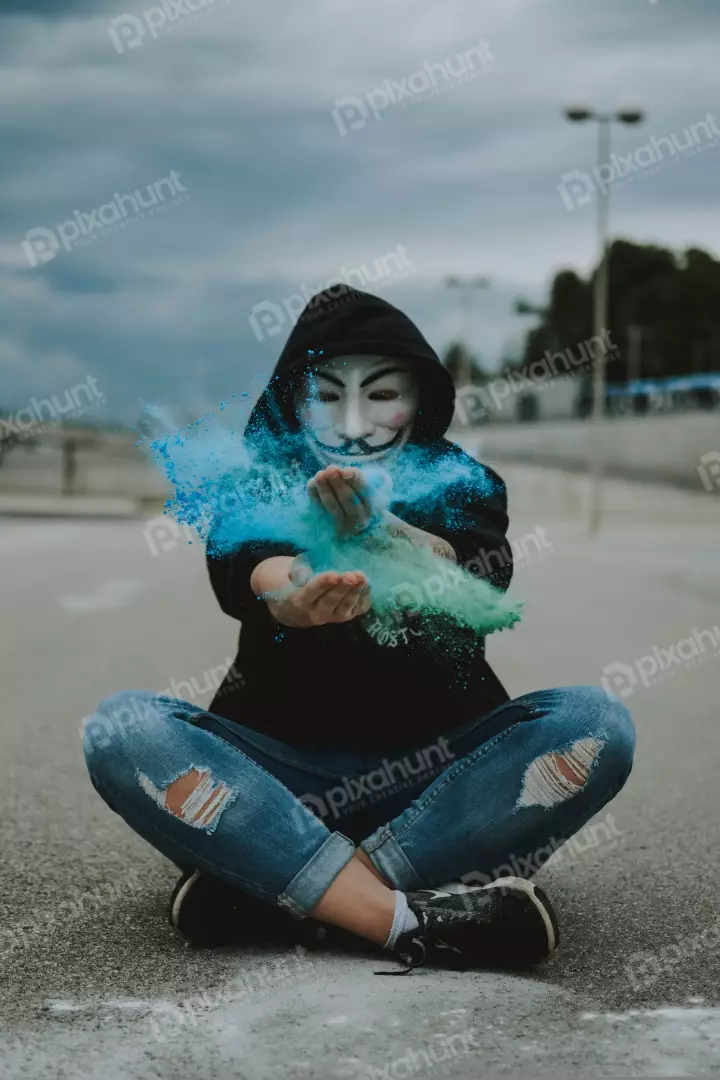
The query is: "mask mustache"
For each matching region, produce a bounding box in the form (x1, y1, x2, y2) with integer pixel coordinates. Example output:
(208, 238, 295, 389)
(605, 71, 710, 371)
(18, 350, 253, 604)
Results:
(313, 430, 403, 456)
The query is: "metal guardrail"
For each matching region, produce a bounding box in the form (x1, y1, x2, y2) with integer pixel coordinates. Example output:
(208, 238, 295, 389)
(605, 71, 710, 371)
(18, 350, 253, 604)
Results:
(0, 426, 163, 497)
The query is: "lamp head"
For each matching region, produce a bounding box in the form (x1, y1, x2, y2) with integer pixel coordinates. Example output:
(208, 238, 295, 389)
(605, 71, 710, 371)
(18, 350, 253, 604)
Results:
(617, 108, 645, 125)
(565, 105, 594, 122)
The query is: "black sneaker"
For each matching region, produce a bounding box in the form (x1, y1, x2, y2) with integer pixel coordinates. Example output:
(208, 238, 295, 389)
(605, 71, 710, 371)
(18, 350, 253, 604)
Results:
(169, 869, 323, 948)
(382, 877, 559, 973)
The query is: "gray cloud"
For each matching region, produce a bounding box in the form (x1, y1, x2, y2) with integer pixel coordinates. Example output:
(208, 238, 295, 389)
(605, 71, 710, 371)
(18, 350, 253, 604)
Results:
(0, 0, 718, 420)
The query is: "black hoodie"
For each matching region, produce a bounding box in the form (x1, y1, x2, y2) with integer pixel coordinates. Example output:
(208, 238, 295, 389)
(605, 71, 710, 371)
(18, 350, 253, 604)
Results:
(207, 287, 513, 749)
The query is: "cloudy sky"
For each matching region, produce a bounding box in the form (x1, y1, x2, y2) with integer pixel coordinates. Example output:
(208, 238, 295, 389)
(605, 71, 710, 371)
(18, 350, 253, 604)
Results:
(1, 0, 718, 423)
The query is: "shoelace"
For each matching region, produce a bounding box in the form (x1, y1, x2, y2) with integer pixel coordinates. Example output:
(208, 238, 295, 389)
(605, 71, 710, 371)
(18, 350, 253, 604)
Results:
(374, 933, 427, 976)
(373, 925, 465, 976)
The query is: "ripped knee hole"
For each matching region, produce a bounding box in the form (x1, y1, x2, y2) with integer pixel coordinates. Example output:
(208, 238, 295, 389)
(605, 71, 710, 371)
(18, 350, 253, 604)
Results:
(517, 737, 604, 809)
(138, 767, 235, 830)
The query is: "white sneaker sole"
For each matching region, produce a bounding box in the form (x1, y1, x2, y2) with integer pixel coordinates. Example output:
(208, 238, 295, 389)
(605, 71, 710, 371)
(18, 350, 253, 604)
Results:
(437, 876, 558, 956)
(170, 868, 202, 937)
(480, 876, 558, 955)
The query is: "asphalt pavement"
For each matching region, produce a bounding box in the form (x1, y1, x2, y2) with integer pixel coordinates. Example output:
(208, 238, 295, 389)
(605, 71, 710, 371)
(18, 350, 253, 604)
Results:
(1, 467, 719, 1078)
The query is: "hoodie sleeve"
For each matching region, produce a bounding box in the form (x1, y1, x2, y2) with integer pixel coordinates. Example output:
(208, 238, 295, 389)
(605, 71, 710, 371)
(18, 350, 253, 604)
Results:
(399, 460, 513, 593)
(205, 465, 304, 620)
(206, 538, 303, 621)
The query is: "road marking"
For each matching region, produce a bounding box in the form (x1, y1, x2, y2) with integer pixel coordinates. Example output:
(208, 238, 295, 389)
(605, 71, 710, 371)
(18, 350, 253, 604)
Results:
(44, 998, 174, 1017)
(0, 523, 84, 550)
(57, 578, 147, 614)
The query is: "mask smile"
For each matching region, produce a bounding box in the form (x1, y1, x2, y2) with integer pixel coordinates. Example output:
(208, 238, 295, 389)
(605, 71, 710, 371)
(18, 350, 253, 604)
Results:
(308, 428, 404, 459)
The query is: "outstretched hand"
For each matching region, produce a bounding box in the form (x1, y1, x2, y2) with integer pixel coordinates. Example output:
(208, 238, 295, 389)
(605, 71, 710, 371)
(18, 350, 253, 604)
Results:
(265, 561, 371, 628)
(307, 465, 391, 538)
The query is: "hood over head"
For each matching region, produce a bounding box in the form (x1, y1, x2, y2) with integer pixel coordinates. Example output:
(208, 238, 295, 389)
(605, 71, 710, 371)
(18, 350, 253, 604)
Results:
(245, 287, 456, 459)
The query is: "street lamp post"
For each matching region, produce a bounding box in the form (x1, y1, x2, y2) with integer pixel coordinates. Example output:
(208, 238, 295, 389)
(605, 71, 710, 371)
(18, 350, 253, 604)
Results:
(443, 275, 490, 383)
(627, 325, 645, 385)
(564, 105, 645, 534)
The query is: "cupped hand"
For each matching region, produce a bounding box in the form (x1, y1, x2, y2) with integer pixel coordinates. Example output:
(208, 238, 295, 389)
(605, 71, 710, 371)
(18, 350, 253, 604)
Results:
(307, 465, 391, 538)
(266, 566, 371, 628)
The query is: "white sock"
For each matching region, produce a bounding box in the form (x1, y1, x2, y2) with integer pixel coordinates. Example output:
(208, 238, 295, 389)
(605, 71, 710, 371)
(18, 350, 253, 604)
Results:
(437, 880, 475, 894)
(383, 891, 419, 949)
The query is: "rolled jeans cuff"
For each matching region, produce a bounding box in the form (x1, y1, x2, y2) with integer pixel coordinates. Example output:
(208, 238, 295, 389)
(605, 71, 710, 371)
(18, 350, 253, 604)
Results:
(360, 825, 425, 892)
(278, 831, 356, 917)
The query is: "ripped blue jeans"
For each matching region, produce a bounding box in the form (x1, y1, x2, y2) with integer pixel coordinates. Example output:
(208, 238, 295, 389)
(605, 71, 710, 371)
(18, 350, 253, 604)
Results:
(83, 686, 635, 917)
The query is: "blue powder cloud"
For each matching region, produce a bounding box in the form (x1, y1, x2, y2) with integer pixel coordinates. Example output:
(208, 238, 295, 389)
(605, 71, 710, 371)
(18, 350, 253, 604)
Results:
(140, 404, 523, 638)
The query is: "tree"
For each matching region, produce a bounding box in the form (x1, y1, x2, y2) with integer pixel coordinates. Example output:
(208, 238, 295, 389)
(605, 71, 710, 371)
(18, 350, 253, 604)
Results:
(520, 241, 720, 382)
(442, 341, 486, 385)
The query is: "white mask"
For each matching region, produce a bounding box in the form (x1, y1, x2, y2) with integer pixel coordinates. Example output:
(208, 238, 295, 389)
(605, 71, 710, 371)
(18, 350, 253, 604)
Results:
(295, 354, 419, 467)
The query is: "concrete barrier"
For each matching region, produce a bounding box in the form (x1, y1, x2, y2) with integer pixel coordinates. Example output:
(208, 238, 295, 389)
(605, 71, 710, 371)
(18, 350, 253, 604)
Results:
(452, 412, 720, 492)
(0, 434, 166, 500)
